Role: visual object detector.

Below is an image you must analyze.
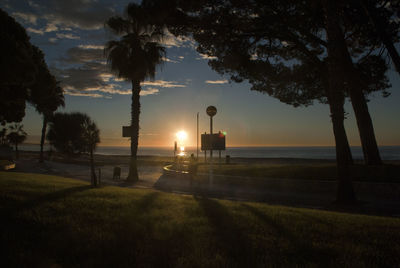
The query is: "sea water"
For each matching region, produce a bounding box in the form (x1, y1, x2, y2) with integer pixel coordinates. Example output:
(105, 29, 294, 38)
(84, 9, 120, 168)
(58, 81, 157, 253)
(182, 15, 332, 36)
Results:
(19, 144, 400, 160)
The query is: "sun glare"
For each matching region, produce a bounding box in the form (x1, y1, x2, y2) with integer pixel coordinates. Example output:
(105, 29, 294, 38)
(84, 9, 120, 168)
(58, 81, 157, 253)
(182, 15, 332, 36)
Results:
(176, 130, 188, 141)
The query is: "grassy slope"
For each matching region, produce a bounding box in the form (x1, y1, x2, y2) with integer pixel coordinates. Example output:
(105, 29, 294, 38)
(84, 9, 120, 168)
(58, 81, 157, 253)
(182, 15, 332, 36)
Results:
(1, 172, 399, 267)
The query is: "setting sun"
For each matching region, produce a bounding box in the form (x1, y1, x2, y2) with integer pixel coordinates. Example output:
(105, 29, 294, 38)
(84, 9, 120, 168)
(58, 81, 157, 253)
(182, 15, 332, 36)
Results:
(176, 130, 188, 141)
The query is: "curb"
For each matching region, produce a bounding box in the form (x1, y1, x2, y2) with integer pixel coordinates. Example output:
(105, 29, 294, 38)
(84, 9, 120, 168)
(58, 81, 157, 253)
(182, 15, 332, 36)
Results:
(163, 164, 189, 176)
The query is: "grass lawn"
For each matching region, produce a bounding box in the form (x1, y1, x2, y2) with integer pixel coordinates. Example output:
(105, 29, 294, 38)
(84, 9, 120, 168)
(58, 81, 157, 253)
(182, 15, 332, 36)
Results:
(198, 163, 400, 182)
(1, 172, 399, 267)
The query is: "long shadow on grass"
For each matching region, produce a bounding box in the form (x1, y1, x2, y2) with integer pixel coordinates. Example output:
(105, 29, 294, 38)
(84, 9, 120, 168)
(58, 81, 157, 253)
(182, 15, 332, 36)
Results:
(101, 192, 164, 267)
(4, 185, 92, 217)
(195, 196, 256, 267)
(241, 204, 337, 266)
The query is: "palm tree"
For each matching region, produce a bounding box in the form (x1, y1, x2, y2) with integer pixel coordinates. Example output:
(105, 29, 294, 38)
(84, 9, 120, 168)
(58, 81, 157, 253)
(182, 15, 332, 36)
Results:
(105, 3, 165, 182)
(81, 117, 100, 187)
(29, 46, 65, 163)
(7, 123, 27, 160)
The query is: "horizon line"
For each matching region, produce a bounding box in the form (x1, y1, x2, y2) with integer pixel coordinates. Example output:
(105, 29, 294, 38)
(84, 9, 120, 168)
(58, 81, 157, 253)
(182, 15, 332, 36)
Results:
(21, 143, 400, 147)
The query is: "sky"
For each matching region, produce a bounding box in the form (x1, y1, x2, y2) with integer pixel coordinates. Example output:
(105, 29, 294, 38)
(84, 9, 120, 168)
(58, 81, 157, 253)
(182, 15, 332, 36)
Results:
(2, 0, 400, 148)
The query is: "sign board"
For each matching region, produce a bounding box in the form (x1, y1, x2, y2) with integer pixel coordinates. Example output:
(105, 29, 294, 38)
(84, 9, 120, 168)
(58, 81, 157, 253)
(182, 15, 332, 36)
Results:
(201, 133, 226, 151)
(122, 126, 131, 137)
(206, 106, 217, 117)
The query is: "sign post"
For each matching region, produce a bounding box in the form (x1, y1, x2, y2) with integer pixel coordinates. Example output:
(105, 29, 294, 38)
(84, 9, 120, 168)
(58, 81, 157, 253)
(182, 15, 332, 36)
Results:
(206, 106, 217, 185)
(197, 112, 199, 159)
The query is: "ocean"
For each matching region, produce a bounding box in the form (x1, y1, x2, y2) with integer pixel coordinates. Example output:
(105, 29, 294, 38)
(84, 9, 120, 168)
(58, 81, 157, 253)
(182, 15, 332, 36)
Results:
(19, 144, 400, 160)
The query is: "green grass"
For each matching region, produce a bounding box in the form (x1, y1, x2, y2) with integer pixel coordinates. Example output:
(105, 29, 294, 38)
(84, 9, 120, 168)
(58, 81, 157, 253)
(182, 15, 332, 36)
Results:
(1, 172, 399, 267)
(198, 163, 400, 182)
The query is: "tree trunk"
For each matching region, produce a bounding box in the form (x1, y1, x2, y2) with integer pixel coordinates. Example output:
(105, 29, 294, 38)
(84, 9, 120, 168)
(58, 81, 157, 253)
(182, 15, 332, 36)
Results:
(324, 0, 382, 166)
(360, 0, 400, 74)
(15, 142, 19, 160)
(127, 80, 141, 182)
(90, 148, 97, 187)
(323, 0, 356, 204)
(347, 84, 382, 165)
(328, 95, 356, 203)
(39, 116, 48, 163)
(327, 96, 354, 165)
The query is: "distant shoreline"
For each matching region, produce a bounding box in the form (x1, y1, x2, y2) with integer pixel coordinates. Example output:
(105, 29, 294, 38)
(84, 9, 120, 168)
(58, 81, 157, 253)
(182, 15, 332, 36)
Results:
(16, 150, 400, 166)
(16, 144, 400, 161)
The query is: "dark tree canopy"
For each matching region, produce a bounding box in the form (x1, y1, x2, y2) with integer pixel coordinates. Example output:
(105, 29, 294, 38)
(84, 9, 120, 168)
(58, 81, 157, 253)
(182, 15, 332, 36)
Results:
(0, 8, 37, 87)
(144, 0, 392, 107)
(0, 9, 44, 125)
(47, 112, 96, 155)
(28, 46, 65, 117)
(6, 123, 27, 159)
(105, 3, 166, 82)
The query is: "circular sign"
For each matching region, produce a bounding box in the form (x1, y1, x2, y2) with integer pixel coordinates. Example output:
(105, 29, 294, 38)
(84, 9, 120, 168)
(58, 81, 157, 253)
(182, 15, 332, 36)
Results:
(206, 106, 217, 117)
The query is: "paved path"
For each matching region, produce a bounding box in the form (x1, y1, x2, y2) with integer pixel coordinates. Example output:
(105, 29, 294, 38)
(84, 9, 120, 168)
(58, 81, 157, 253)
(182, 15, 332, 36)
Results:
(11, 159, 400, 217)
(13, 159, 162, 188)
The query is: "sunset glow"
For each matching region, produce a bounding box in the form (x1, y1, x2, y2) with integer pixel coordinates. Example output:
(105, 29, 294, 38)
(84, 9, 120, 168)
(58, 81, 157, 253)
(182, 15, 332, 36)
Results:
(176, 131, 188, 142)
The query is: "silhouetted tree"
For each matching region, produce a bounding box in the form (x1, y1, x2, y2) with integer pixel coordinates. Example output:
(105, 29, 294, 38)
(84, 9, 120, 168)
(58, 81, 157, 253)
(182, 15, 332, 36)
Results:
(47, 112, 90, 155)
(81, 117, 100, 186)
(0, 128, 8, 146)
(145, 0, 392, 202)
(105, 3, 166, 182)
(29, 46, 65, 163)
(355, 0, 400, 74)
(7, 123, 27, 159)
(0, 8, 38, 124)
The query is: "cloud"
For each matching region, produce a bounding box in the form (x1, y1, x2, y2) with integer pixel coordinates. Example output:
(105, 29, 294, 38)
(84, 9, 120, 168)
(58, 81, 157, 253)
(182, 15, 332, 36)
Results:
(99, 73, 113, 82)
(141, 80, 186, 88)
(54, 58, 160, 98)
(27, 27, 44, 35)
(10, 0, 114, 31)
(61, 46, 104, 63)
(196, 53, 217, 60)
(44, 22, 58, 33)
(78, 44, 104, 49)
(205, 79, 229, 84)
(84, 84, 131, 95)
(140, 87, 159, 96)
(162, 57, 178, 63)
(12, 12, 38, 24)
(56, 33, 80, 40)
(162, 30, 196, 49)
(63, 88, 105, 98)
(52, 61, 111, 94)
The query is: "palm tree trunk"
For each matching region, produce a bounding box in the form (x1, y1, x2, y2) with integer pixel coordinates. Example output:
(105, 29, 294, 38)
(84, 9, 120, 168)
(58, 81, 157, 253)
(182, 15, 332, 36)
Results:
(323, 0, 356, 204)
(90, 148, 97, 186)
(39, 115, 48, 163)
(127, 80, 141, 182)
